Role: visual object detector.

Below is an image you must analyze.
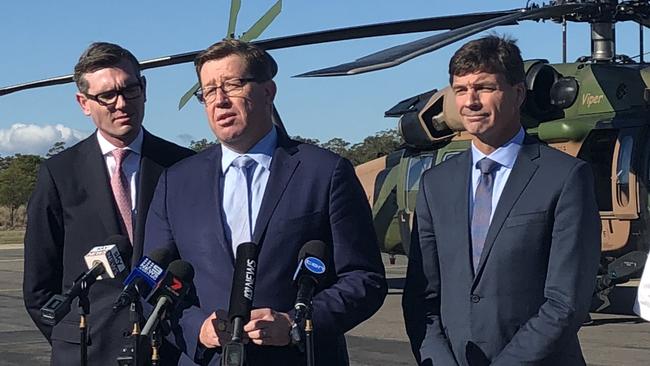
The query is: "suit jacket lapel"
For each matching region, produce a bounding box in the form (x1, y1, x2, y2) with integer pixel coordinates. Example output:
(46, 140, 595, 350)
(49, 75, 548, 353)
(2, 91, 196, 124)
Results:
(252, 139, 299, 245)
(80, 135, 122, 241)
(472, 138, 540, 285)
(452, 151, 475, 283)
(207, 147, 232, 261)
(132, 130, 166, 266)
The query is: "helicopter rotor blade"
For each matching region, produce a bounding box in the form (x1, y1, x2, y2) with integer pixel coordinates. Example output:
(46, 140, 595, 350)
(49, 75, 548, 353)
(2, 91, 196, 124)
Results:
(294, 11, 526, 78)
(0, 9, 520, 96)
(240, 0, 282, 42)
(295, 3, 591, 77)
(0, 3, 592, 96)
(227, 0, 242, 38)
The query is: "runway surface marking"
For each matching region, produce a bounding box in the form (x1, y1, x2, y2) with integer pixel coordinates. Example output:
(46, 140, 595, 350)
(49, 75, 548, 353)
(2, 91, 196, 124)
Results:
(0, 244, 23, 250)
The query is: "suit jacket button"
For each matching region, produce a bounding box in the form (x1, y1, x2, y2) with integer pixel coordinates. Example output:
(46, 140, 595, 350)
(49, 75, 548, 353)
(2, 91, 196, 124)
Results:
(471, 294, 480, 303)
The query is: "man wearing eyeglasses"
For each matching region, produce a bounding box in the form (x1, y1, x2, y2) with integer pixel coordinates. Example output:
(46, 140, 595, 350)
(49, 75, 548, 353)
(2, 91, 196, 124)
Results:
(23, 42, 194, 366)
(143, 39, 387, 366)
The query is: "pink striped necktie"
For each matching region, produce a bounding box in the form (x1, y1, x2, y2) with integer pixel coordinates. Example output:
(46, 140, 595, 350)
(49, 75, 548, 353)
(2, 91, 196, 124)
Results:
(111, 148, 133, 244)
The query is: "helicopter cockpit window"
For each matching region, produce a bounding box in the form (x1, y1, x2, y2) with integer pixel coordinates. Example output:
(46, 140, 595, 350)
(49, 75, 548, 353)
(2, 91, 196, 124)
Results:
(616, 134, 633, 206)
(405, 154, 434, 211)
(577, 129, 618, 211)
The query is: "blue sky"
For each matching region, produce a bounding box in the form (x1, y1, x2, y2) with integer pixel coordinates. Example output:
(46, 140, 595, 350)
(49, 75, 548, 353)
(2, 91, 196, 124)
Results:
(0, 0, 647, 155)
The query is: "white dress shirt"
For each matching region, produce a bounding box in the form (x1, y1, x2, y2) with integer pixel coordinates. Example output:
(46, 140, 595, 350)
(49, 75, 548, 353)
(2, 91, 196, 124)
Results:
(96, 128, 143, 214)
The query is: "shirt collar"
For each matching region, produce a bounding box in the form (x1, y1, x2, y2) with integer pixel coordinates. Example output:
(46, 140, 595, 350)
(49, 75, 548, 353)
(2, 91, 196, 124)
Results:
(96, 128, 143, 156)
(471, 127, 524, 169)
(221, 126, 278, 174)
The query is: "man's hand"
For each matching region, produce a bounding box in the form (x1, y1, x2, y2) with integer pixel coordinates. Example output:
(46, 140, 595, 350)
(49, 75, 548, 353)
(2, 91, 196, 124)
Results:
(199, 310, 231, 348)
(243, 308, 292, 346)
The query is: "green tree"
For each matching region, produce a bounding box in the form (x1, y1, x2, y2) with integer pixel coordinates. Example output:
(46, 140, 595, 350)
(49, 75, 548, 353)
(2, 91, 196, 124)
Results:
(0, 156, 13, 171)
(348, 129, 403, 165)
(46, 141, 66, 158)
(321, 137, 353, 161)
(292, 135, 320, 145)
(189, 138, 217, 152)
(0, 154, 43, 227)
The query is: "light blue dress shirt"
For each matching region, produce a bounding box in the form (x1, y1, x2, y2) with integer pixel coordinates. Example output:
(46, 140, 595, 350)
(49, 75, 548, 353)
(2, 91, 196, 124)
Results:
(221, 126, 277, 250)
(470, 128, 524, 223)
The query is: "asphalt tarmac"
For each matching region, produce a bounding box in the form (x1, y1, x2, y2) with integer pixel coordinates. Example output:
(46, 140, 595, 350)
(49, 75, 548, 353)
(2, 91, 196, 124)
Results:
(1, 245, 649, 365)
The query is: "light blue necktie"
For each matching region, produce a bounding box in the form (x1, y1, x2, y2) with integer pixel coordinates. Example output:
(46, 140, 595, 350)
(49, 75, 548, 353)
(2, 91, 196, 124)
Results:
(471, 158, 500, 273)
(229, 155, 256, 254)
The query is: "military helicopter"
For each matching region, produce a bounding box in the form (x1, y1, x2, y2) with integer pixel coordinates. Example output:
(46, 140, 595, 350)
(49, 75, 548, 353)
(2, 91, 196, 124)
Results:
(325, 0, 650, 312)
(2, 0, 650, 313)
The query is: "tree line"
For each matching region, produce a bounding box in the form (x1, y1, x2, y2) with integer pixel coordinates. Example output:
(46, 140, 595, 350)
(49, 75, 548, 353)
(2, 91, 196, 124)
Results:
(0, 129, 402, 228)
(190, 128, 403, 165)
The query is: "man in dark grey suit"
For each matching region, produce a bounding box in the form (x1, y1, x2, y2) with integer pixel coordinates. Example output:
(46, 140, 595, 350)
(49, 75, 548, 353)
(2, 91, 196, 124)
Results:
(402, 35, 601, 365)
(23, 42, 194, 365)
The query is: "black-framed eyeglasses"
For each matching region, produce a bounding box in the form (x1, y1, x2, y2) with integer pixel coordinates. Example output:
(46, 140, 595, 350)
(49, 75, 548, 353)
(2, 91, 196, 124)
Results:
(194, 77, 257, 104)
(84, 80, 144, 106)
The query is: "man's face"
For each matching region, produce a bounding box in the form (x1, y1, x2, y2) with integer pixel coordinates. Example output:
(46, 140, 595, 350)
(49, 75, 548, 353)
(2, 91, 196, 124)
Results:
(76, 60, 146, 147)
(199, 54, 276, 153)
(452, 71, 525, 146)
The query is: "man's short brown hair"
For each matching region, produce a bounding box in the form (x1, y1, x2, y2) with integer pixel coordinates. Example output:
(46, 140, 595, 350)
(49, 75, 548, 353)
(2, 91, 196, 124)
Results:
(194, 38, 277, 85)
(73, 42, 141, 93)
(449, 35, 524, 86)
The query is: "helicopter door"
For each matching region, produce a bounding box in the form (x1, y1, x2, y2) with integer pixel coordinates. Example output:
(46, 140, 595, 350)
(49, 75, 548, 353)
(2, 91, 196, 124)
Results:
(577, 128, 639, 252)
(611, 129, 640, 219)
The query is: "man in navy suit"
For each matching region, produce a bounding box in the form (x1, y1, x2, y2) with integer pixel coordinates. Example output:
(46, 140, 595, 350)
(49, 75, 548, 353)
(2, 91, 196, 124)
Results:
(402, 35, 601, 365)
(144, 39, 387, 366)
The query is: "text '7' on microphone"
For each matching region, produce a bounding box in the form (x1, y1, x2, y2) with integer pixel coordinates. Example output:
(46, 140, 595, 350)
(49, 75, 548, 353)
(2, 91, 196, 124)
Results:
(141, 260, 195, 336)
(112, 248, 175, 312)
(41, 236, 130, 326)
(221, 242, 259, 366)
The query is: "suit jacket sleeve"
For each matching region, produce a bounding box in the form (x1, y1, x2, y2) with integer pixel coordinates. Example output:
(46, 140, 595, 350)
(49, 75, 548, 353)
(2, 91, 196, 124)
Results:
(402, 176, 459, 365)
(309, 157, 388, 336)
(23, 162, 64, 343)
(493, 161, 601, 364)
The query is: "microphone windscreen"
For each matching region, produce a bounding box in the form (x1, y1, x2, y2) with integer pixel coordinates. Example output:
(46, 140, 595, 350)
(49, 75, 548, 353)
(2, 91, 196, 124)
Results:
(298, 240, 330, 263)
(228, 242, 259, 323)
(167, 260, 195, 283)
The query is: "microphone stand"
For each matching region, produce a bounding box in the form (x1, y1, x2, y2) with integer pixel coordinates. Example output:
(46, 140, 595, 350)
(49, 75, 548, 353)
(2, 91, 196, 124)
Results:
(304, 310, 314, 366)
(290, 308, 315, 366)
(117, 300, 148, 366)
(77, 282, 90, 366)
(131, 301, 142, 366)
(151, 327, 161, 366)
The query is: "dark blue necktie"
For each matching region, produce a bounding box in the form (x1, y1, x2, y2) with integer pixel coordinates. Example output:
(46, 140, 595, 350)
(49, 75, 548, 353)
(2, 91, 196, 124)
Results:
(471, 158, 500, 273)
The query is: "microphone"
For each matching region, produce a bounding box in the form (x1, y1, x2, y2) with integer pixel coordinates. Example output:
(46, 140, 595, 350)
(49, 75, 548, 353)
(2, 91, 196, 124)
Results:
(292, 240, 329, 324)
(84, 235, 131, 279)
(141, 260, 195, 336)
(41, 236, 131, 326)
(228, 242, 259, 341)
(222, 242, 259, 366)
(113, 248, 175, 312)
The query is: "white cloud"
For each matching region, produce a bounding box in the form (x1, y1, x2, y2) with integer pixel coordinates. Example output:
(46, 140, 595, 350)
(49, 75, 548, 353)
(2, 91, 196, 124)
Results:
(0, 123, 90, 156)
